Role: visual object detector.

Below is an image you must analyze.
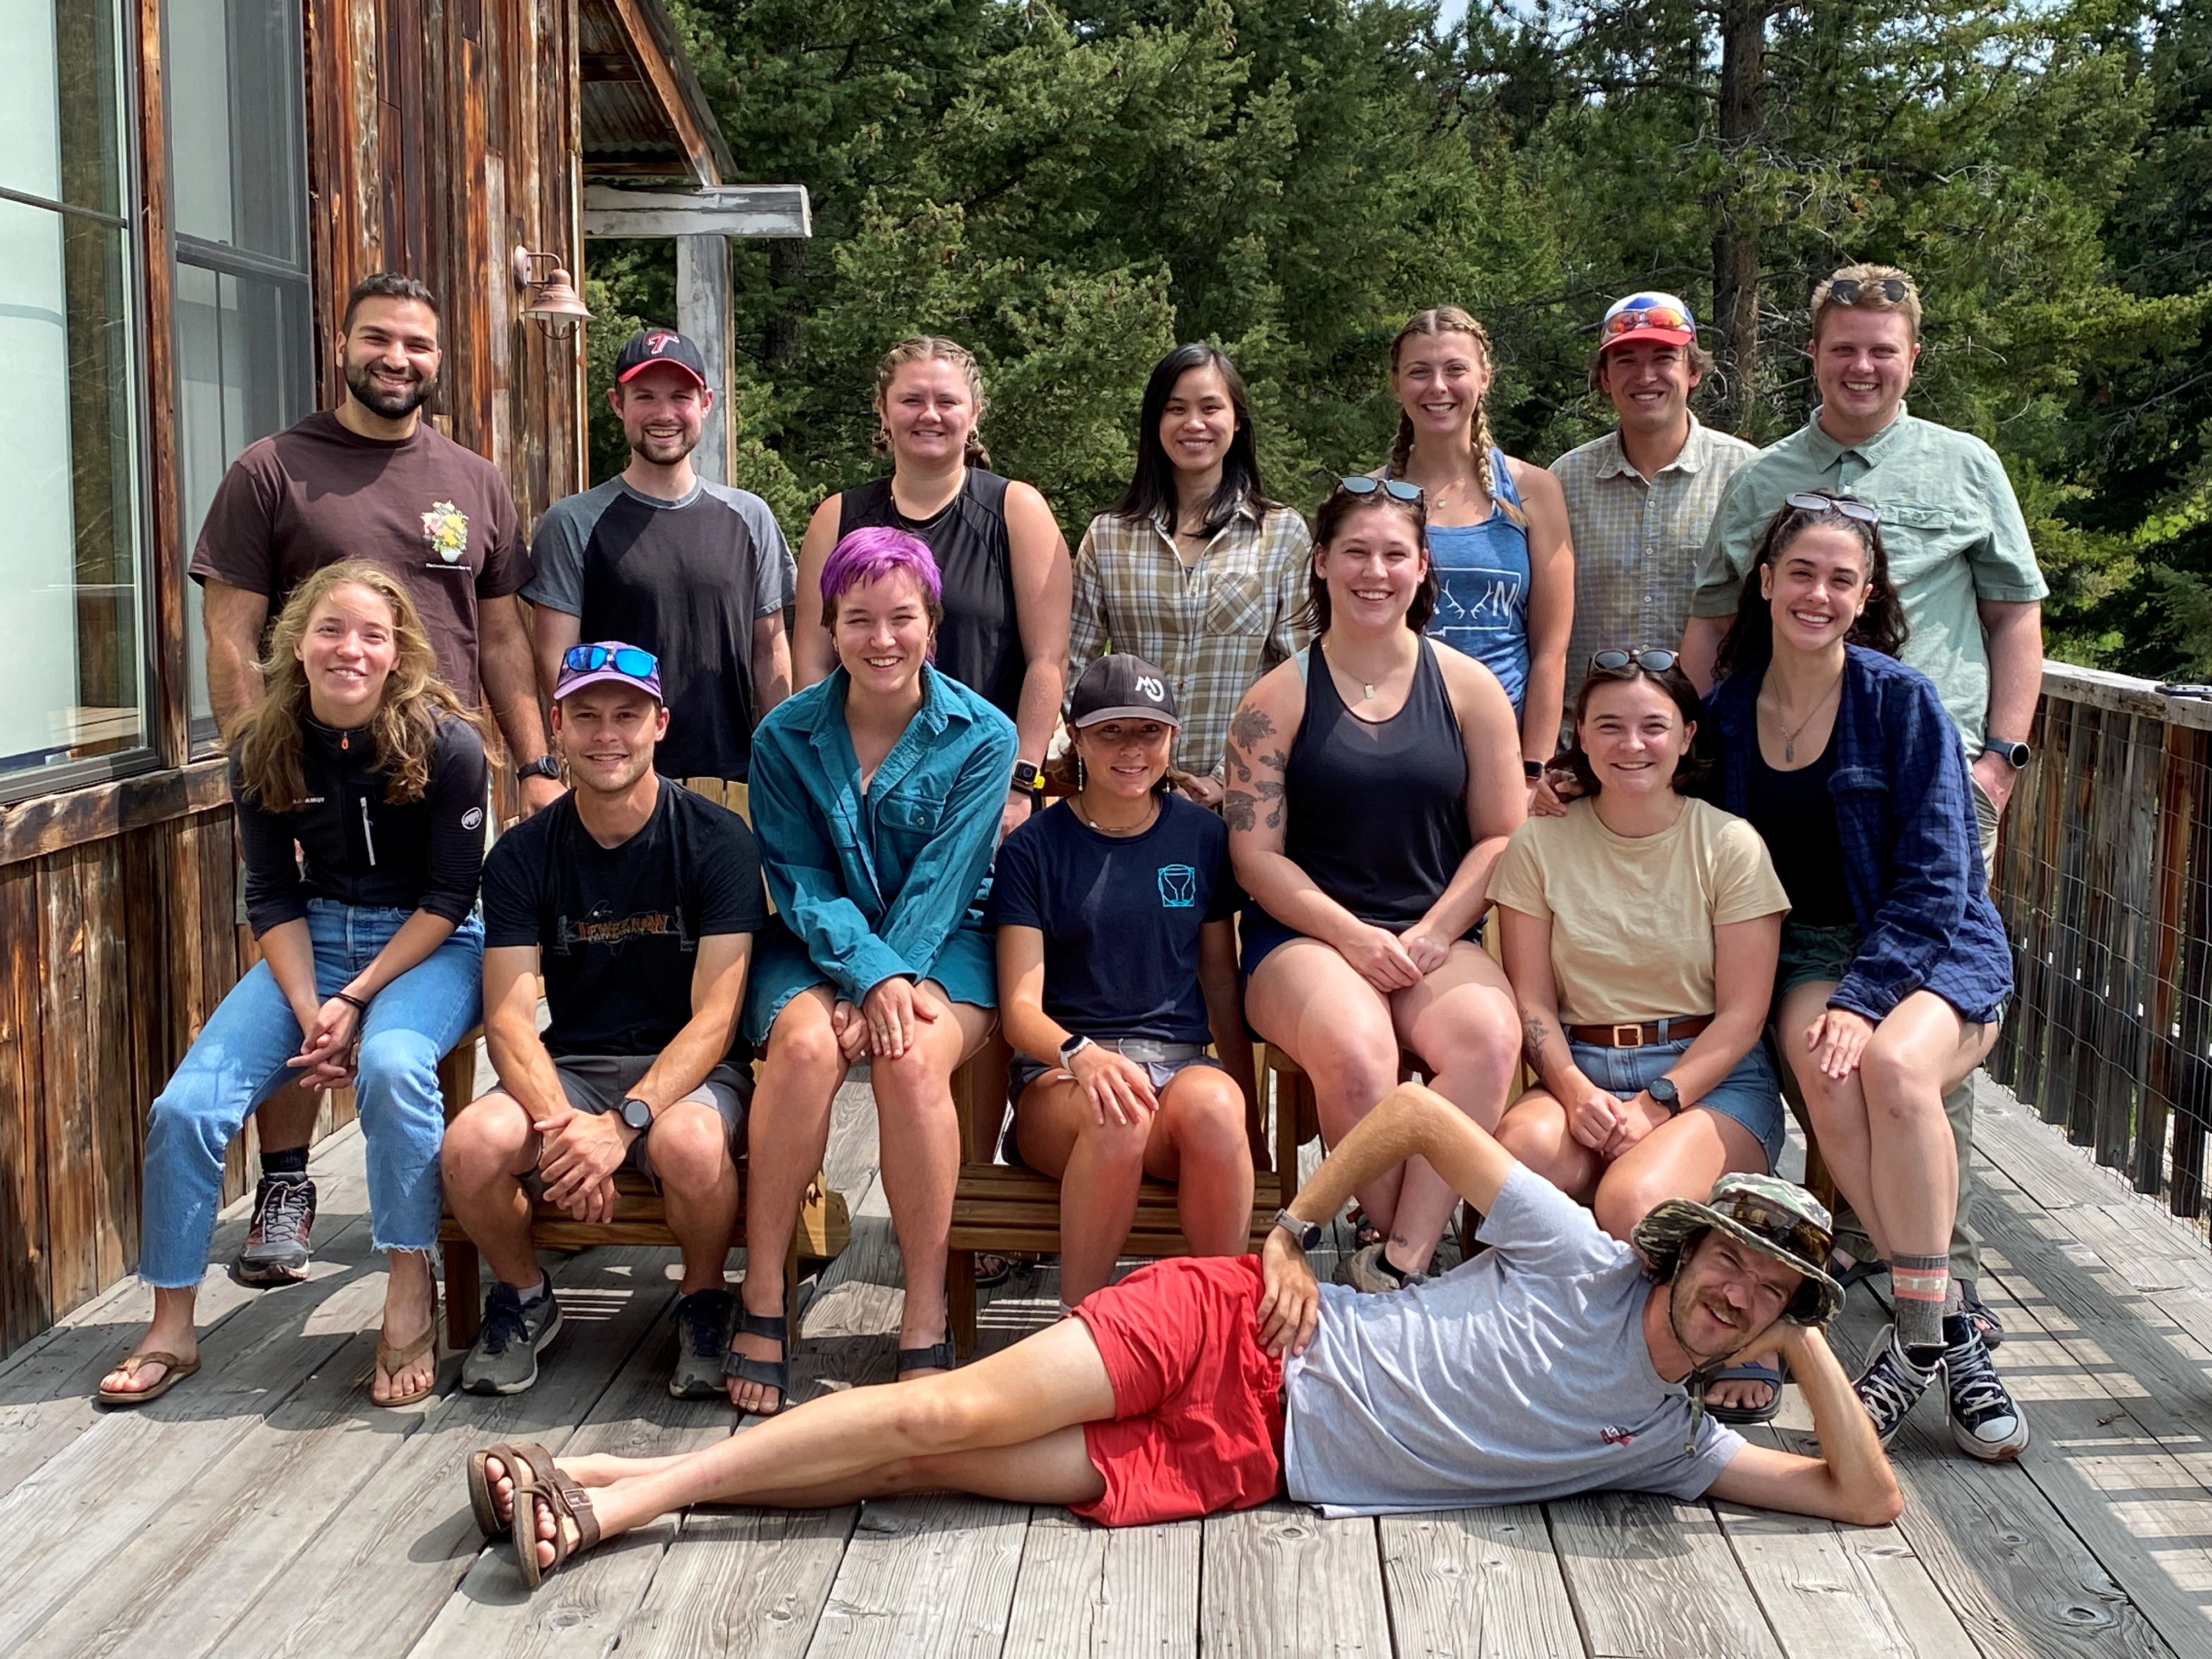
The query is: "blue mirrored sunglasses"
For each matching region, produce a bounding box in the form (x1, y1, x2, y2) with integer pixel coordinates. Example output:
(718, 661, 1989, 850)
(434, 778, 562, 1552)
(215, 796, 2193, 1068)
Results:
(562, 644, 659, 679)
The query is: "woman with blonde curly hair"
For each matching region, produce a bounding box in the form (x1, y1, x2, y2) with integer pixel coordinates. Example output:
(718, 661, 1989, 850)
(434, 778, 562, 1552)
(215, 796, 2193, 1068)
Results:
(792, 335, 1071, 840)
(99, 562, 493, 1410)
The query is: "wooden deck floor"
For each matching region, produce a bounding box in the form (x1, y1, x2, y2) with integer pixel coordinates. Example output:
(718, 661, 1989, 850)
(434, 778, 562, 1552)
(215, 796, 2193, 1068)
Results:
(7, 1069, 2212, 1659)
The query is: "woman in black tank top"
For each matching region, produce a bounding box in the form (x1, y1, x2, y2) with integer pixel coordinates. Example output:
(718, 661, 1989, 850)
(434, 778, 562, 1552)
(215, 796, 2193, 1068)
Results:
(1226, 481, 1526, 1292)
(794, 337, 1071, 840)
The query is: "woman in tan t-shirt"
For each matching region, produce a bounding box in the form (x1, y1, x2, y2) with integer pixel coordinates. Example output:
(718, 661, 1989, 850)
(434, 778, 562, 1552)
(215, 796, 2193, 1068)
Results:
(1489, 652, 1790, 1415)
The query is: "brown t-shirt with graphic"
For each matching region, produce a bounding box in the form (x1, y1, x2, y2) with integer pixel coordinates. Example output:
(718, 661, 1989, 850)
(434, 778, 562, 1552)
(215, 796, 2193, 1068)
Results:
(189, 410, 530, 705)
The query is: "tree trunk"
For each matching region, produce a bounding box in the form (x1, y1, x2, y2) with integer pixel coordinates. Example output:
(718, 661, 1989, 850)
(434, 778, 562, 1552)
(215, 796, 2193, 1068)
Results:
(1710, 0, 1767, 432)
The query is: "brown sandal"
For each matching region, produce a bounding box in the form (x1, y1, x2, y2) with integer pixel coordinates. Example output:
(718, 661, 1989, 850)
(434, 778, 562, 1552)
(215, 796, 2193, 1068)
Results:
(466, 1441, 556, 1538)
(97, 1351, 200, 1407)
(372, 1282, 442, 1407)
(510, 1466, 602, 1589)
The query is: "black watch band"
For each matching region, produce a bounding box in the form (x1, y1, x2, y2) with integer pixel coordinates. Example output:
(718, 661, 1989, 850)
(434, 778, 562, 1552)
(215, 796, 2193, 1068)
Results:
(1647, 1075, 1682, 1115)
(617, 1097, 653, 1133)
(1012, 759, 1045, 797)
(1986, 739, 2032, 770)
(516, 754, 562, 782)
(1523, 759, 1545, 781)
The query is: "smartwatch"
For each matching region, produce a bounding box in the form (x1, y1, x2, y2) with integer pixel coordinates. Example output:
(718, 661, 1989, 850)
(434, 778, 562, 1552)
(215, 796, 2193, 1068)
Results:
(1985, 738, 2032, 770)
(617, 1097, 654, 1135)
(1523, 759, 1545, 782)
(1058, 1033, 1094, 1067)
(516, 754, 562, 783)
(1646, 1076, 1682, 1115)
(1273, 1209, 1324, 1251)
(1012, 759, 1045, 797)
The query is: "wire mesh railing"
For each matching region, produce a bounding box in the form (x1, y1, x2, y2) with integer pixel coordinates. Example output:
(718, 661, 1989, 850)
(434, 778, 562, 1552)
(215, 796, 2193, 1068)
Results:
(1988, 664, 2212, 1236)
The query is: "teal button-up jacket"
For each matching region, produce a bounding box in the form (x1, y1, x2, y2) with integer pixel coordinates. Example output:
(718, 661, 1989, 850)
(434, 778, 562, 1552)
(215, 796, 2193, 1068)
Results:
(742, 664, 1018, 1041)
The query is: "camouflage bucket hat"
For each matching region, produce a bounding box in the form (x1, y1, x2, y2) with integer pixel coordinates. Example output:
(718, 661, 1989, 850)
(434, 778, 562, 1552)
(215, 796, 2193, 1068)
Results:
(1632, 1172, 1843, 1327)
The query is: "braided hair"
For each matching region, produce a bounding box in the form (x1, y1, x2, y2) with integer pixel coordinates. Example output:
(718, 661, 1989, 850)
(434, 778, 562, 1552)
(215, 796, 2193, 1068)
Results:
(872, 335, 992, 470)
(1387, 306, 1527, 528)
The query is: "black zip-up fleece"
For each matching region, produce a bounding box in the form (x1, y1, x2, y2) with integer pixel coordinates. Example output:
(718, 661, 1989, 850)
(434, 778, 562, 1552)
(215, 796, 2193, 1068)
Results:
(234, 713, 489, 937)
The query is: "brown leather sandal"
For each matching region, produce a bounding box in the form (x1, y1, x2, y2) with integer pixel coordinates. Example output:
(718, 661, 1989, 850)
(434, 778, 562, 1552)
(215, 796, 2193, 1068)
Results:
(371, 1282, 442, 1407)
(466, 1441, 556, 1538)
(97, 1351, 200, 1407)
(510, 1465, 602, 1589)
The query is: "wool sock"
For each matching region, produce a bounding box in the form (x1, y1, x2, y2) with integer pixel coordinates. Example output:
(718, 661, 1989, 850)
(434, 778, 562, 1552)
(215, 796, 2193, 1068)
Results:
(1892, 1250, 1949, 1351)
(260, 1146, 309, 1180)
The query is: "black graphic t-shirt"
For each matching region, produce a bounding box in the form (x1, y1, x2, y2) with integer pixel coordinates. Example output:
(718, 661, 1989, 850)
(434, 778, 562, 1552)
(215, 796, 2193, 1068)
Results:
(481, 781, 766, 1060)
(986, 794, 1238, 1047)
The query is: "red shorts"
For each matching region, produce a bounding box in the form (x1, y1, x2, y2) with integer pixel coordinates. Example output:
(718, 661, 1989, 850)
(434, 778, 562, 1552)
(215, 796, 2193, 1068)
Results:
(1070, 1255, 1286, 1527)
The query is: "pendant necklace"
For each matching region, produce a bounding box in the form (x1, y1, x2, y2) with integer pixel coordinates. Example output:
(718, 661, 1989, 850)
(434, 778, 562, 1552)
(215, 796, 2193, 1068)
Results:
(1777, 681, 1838, 764)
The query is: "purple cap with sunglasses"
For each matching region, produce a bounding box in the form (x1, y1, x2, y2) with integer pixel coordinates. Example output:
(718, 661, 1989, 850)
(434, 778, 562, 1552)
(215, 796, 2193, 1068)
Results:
(555, 641, 663, 703)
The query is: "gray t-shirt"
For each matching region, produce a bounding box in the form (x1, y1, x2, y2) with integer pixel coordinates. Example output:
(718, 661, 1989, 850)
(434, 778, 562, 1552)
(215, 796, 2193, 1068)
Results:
(1282, 1165, 1744, 1516)
(527, 477, 796, 781)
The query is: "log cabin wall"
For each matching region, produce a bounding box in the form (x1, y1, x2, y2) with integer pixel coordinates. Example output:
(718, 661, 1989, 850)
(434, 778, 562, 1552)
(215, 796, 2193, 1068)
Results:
(0, 0, 589, 1359)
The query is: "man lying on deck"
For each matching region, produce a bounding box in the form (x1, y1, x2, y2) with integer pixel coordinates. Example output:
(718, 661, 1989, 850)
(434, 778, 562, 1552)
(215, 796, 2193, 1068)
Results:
(466, 1081, 1901, 1585)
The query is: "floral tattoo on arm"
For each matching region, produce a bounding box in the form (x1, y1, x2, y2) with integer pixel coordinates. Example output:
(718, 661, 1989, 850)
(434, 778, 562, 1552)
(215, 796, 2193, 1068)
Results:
(1225, 706, 1288, 831)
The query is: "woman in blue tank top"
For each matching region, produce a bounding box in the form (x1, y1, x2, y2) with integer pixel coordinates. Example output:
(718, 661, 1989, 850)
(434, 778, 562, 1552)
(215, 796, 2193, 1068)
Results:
(1225, 480, 1526, 1293)
(1383, 307, 1574, 771)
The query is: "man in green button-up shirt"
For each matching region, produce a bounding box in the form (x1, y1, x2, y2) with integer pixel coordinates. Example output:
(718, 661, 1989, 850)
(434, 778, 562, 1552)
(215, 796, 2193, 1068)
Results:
(1676, 263, 2047, 1357)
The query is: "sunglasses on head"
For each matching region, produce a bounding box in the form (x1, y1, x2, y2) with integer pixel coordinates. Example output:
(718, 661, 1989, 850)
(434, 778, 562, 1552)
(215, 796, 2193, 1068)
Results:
(1601, 304, 1694, 340)
(1785, 492, 1880, 526)
(1590, 647, 1679, 673)
(1338, 475, 1423, 503)
(1825, 276, 1912, 307)
(562, 644, 660, 679)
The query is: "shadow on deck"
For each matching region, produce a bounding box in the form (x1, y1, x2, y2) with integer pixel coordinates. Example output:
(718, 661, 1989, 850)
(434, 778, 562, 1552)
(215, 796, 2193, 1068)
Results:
(4, 1073, 2211, 1659)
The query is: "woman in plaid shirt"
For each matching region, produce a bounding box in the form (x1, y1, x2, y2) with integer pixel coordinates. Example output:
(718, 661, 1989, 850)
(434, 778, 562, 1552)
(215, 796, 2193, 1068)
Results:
(1069, 345, 1313, 800)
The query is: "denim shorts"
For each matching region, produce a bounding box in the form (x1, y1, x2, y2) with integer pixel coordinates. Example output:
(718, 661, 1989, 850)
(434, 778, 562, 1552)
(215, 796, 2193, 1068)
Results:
(1001, 1048, 1225, 1167)
(1567, 1034, 1786, 1171)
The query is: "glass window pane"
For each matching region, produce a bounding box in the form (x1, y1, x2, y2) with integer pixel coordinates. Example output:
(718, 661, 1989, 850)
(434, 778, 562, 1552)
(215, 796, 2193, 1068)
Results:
(180, 264, 311, 742)
(0, 196, 142, 786)
(0, 1, 123, 216)
(168, 0, 303, 259)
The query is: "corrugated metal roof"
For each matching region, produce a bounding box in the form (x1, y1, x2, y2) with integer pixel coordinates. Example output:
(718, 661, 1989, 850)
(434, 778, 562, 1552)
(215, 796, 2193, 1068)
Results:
(577, 0, 734, 184)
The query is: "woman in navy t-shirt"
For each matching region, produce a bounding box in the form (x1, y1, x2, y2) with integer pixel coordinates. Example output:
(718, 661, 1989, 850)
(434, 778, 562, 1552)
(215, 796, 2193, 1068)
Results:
(990, 655, 1256, 1306)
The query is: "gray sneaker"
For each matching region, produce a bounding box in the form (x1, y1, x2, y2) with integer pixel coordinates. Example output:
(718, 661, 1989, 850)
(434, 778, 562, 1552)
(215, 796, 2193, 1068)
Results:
(234, 1175, 316, 1285)
(668, 1288, 737, 1399)
(1337, 1241, 1429, 1294)
(460, 1276, 562, 1395)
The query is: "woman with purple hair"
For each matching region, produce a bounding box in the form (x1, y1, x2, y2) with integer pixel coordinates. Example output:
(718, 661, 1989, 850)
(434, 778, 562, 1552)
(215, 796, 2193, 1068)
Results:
(728, 526, 1019, 1414)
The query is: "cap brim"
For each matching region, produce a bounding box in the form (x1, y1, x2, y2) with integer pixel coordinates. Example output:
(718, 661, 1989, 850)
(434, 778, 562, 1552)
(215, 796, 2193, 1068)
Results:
(555, 667, 662, 702)
(1632, 1198, 1843, 1325)
(1071, 704, 1182, 727)
(616, 360, 708, 388)
(1600, 328, 1695, 350)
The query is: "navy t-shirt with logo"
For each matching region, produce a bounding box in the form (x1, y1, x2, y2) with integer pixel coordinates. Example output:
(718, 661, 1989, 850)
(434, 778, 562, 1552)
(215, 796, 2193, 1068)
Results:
(479, 781, 766, 1060)
(986, 794, 1238, 1046)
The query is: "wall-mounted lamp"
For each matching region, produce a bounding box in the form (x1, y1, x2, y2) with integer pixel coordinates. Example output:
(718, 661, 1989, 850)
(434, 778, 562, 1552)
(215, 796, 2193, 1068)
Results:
(513, 245, 592, 338)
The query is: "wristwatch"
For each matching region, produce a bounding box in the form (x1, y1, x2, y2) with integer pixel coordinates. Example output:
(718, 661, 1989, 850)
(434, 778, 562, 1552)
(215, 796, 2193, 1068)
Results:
(516, 754, 562, 782)
(1646, 1076, 1683, 1115)
(1523, 759, 1545, 781)
(1058, 1033, 1094, 1066)
(1012, 759, 1045, 798)
(1273, 1209, 1324, 1251)
(1984, 738, 2032, 770)
(617, 1097, 653, 1135)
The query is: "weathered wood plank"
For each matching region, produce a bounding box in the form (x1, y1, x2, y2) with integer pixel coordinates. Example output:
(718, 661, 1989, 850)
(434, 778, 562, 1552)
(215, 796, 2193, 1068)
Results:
(1549, 1489, 1782, 1659)
(0, 859, 50, 1351)
(1198, 1500, 1392, 1659)
(40, 844, 98, 1314)
(583, 184, 812, 239)
(0, 758, 230, 868)
(617, 1506, 857, 1659)
(1001, 1508, 1200, 1659)
(802, 1494, 1029, 1659)
(676, 233, 732, 485)
(1380, 1505, 1583, 1659)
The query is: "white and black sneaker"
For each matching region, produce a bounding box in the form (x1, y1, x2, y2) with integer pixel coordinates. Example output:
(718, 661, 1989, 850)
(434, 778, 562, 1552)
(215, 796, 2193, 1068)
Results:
(1853, 1323, 1938, 1445)
(1940, 1312, 2029, 1460)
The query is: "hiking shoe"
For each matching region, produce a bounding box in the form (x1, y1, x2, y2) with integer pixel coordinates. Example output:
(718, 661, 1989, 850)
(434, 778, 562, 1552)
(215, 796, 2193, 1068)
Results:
(1853, 1323, 1938, 1445)
(1337, 1241, 1429, 1294)
(668, 1288, 736, 1400)
(1941, 1312, 2029, 1460)
(234, 1175, 317, 1284)
(460, 1276, 562, 1396)
(1958, 1282, 2005, 1350)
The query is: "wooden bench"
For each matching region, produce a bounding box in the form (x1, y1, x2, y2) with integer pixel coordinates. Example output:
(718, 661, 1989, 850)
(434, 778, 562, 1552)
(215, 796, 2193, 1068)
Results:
(431, 1031, 850, 1348)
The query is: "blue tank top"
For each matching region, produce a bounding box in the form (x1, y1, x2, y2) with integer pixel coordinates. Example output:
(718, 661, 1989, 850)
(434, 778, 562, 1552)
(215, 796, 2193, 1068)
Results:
(1420, 449, 1531, 712)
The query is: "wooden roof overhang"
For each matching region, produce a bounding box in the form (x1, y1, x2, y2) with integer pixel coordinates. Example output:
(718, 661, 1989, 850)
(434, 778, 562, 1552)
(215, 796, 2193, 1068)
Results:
(578, 0, 735, 185)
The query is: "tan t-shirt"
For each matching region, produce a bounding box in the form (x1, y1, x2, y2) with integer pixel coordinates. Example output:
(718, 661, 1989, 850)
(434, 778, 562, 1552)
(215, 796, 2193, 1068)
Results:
(1489, 797, 1788, 1025)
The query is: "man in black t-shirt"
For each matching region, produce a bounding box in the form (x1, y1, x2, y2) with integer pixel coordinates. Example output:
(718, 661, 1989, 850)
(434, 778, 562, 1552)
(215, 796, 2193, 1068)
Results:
(442, 643, 766, 1400)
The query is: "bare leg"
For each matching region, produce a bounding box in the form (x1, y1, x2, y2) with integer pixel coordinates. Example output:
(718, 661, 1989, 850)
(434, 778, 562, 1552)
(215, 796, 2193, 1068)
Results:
(1388, 941, 1521, 1270)
(252, 1077, 322, 1156)
(872, 984, 992, 1365)
(643, 1101, 740, 1295)
(98, 1285, 200, 1396)
(1246, 939, 1408, 1232)
(439, 1092, 545, 1290)
(1494, 1090, 1605, 1205)
(1014, 1074, 1152, 1304)
(373, 1248, 438, 1403)
(1155, 1068, 1258, 1261)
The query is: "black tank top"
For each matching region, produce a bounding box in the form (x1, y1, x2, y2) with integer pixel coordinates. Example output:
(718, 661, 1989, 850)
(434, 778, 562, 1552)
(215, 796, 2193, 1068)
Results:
(1283, 637, 1472, 929)
(838, 469, 1023, 718)
(1744, 736, 1853, 926)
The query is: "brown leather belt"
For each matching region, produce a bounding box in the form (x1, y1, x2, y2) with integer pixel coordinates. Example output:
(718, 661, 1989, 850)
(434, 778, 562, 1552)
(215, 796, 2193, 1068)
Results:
(1565, 1014, 1714, 1048)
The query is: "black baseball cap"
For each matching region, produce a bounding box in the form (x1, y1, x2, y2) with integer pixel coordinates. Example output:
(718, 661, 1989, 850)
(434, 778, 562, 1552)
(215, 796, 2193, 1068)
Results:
(1069, 653, 1181, 727)
(614, 328, 708, 389)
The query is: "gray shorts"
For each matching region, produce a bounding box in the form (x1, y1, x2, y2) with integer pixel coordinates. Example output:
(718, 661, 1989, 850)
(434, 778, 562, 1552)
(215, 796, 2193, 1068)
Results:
(526, 1053, 749, 1187)
(1001, 1046, 1224, 1167)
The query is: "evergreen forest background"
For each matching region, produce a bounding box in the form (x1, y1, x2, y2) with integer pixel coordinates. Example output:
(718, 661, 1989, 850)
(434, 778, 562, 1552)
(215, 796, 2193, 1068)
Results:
(582, 1, 2212, 679)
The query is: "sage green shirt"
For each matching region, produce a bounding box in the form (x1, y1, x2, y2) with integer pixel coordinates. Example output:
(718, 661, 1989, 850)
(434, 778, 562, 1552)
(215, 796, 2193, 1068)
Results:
(1689, 406, 2046, 747)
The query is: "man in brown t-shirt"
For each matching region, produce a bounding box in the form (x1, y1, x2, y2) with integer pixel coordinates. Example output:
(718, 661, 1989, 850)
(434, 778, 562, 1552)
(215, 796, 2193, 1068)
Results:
(189, 272, 560, 1286)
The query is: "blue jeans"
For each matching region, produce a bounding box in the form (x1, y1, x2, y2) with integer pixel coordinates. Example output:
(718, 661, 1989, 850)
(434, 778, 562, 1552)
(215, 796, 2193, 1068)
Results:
(1566, 1034, 1786, 1171)
(139, 900, 484, 1286)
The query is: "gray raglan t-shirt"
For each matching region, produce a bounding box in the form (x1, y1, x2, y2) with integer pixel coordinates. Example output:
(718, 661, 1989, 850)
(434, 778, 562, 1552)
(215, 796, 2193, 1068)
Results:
(527, 477, 796, 781)
(1282, 1165, 1744, 1516)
